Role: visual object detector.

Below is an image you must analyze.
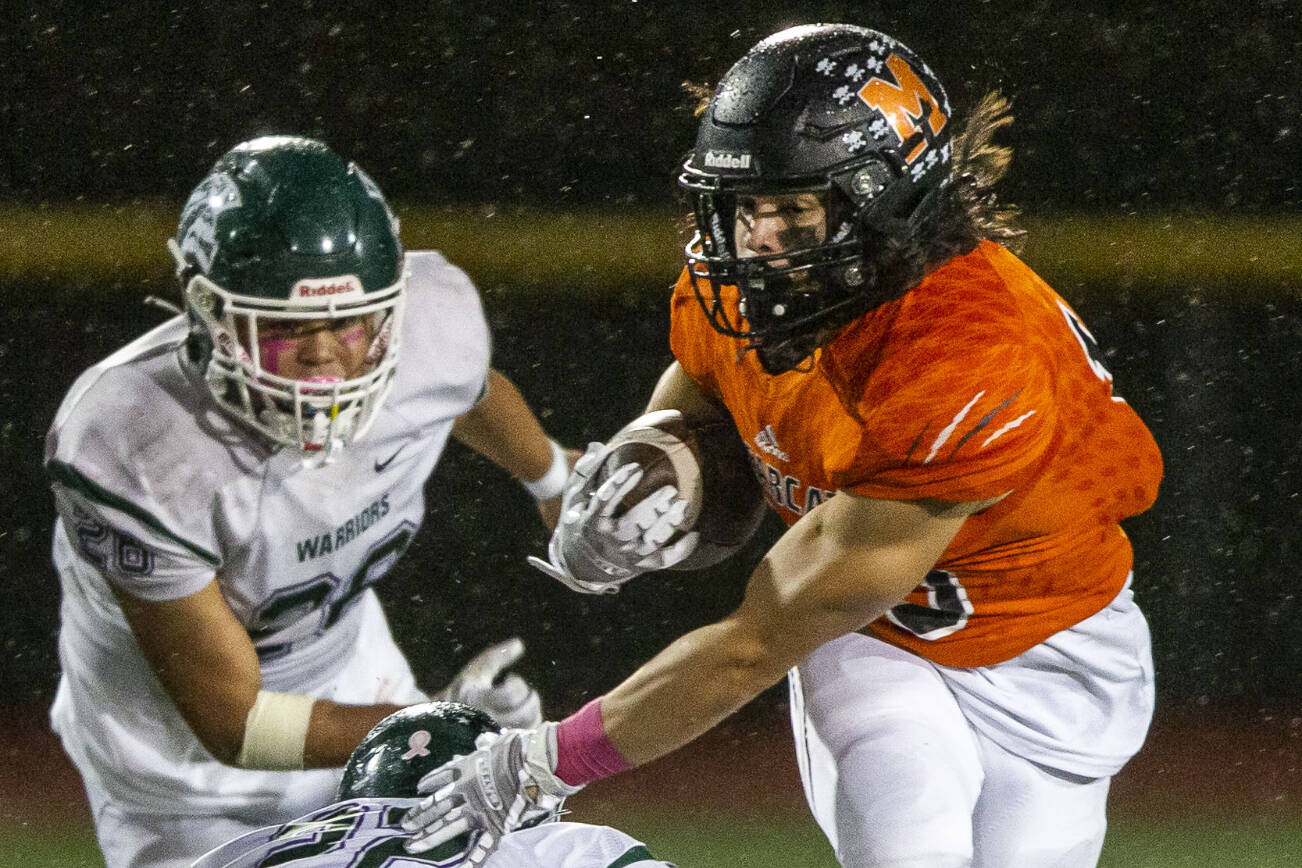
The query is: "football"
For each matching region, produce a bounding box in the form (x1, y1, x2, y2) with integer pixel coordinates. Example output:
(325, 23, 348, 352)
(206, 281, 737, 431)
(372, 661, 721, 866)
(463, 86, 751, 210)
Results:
(593, 409, 767, 570)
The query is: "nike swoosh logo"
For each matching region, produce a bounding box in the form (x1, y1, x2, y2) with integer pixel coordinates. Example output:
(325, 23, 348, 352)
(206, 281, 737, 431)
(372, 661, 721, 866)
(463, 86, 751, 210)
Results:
(374, 445, 407, 472)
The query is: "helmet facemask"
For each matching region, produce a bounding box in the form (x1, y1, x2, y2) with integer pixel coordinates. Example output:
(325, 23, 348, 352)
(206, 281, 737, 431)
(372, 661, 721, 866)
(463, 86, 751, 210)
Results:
(683, 179, 876, 374)
(173, 239, 406, 461)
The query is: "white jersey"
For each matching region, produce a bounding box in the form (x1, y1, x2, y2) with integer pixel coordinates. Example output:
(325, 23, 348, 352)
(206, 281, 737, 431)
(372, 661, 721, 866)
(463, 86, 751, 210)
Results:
(47, 251, 490, 812)
(192, 801, 674, 868)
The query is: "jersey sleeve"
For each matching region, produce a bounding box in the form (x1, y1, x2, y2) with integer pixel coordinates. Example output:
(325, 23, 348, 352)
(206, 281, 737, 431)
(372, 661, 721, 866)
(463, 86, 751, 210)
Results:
(397, 251, 494, 418)
(45, 356, 225, 601)
(50, 462, 219, 601)
(190, 800, 418, 868)
(838, 339, 1056, 503)
(189, 825, 280, 868)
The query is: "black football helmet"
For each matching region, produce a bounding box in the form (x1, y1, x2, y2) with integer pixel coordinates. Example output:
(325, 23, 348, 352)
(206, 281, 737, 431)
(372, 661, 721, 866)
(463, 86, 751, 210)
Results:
(679, 24, 954, 373)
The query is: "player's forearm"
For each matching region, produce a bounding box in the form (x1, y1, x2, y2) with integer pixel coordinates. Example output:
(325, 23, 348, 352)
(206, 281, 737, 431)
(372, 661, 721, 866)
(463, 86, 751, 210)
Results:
(302, 700, 407, 768)
(596, 500, 947, 767)
(452, 368, 555, 481)
(595, 524, 826, 767)
(598, 614, 789, 766)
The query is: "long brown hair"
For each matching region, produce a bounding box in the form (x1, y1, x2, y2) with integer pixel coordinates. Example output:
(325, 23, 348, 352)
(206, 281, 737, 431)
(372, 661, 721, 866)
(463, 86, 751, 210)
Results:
(858, 90, 1025, 306)
(927, 90, 1026, 261)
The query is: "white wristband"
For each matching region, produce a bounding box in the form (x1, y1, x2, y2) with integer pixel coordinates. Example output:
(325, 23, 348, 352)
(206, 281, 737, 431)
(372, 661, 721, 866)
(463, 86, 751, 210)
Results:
(522, 439, 568, 500)
(525, 722, 586, 798)
(235, 690, 316, 770)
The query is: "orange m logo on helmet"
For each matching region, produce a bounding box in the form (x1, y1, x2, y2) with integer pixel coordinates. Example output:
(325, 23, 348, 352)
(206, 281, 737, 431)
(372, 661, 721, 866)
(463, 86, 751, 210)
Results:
(858, 54, 948, 164)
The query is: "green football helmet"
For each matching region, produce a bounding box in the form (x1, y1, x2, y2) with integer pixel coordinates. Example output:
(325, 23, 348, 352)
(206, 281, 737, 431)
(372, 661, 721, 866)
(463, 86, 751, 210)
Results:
(339, 701, 500, 861)
(168, 135, 406, 459)
(339, 701, 499, 800)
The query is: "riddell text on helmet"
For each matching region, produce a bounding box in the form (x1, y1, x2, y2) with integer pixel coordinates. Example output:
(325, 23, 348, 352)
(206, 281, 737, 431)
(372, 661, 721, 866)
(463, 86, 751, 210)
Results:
(702, 150, 752, 170)
(292, 275, 365, 299)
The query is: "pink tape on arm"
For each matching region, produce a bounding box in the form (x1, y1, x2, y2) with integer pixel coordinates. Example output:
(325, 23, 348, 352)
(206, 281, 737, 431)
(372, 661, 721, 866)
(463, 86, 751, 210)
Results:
(553, 697, 632, 787)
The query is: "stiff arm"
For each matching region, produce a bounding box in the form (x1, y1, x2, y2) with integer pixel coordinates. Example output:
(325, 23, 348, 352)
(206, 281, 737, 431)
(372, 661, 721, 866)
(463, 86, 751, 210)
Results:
(599, 362, 994, 766)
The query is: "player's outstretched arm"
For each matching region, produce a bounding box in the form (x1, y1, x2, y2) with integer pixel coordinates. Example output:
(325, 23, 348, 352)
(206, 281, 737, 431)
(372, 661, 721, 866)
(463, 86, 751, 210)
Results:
(451, 368, 575, 531)
(401, 490, 992, 860)
(114, 580, 404, 769)
(599, 490, 986, 765)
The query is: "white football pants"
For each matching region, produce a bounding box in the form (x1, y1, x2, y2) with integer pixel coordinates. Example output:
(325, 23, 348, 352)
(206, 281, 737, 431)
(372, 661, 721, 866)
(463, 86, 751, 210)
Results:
(790, 633, 1113, 868)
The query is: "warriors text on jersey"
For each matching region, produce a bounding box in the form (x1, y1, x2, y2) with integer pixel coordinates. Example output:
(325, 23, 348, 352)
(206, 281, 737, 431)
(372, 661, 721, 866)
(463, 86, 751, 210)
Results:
(671, 240, 1163, 667)
(193, 800, 673, 868)
(45, 251, 489, 811)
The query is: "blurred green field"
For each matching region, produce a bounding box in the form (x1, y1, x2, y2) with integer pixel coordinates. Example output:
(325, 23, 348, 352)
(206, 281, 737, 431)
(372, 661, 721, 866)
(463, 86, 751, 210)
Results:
(4, 204, 1301, 292)
(3, 814, 1301, 867)
(5, 702, 1301, 866)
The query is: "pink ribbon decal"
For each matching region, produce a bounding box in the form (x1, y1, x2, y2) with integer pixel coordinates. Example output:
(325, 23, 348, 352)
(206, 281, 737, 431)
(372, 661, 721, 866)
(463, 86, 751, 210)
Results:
(402, 729, 432, 759)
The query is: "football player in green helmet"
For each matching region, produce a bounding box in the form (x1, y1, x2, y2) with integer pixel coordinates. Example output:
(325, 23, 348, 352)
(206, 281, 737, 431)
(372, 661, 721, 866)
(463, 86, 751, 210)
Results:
(45, 136, 579, 867)
(169, 136, 407, 460)
(192, 702, 675, 868)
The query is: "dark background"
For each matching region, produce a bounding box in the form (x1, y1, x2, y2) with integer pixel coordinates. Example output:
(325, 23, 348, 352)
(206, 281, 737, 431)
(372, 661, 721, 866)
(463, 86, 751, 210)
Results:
(6, 282, 1301, 713)
(2, 1, 1300, 715)
(3, 0, 1298, 212)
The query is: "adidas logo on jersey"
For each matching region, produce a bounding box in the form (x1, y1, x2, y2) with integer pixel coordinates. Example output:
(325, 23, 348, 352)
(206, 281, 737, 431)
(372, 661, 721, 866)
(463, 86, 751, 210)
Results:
(754, 425, 790, 462)
(703, 150, 753, 170)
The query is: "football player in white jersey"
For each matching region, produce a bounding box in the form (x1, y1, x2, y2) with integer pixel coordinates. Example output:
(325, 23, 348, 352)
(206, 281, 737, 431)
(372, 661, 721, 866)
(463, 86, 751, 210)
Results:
(45, 136, 578, 868)
(192, 702, 674, 868)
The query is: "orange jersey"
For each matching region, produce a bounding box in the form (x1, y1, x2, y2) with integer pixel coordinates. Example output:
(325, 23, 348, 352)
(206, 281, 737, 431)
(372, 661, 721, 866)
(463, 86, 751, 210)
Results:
(669, 241, 1163, 667)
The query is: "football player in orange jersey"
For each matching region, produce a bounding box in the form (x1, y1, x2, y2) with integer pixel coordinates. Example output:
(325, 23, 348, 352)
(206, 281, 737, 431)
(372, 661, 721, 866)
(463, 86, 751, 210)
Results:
(402, 24, 1163, 868)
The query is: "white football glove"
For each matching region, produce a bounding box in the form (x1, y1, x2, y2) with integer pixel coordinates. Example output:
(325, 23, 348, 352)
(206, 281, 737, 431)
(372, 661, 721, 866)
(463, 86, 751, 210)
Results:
(527, 445, 699, 594)
(434, 638, 543, 729)
(401, 724, 581, 864)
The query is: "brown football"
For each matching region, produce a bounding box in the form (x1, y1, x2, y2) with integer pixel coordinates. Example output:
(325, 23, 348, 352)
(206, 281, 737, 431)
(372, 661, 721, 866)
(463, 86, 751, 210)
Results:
(593, 409, 766, 570)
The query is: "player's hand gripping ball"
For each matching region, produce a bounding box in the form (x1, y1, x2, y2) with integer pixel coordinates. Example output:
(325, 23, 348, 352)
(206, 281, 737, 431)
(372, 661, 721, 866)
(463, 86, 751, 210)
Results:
(528, 409, 766, 594)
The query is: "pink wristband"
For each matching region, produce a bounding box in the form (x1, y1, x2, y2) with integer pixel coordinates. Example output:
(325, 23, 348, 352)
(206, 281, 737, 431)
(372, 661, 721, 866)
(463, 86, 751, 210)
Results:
(553, 697, 632, 787)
